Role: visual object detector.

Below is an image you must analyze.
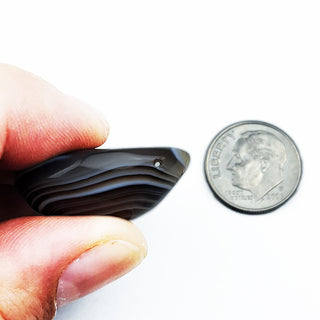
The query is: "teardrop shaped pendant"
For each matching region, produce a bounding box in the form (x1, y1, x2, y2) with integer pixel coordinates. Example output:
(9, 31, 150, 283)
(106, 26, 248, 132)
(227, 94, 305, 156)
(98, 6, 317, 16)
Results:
(14, 148, 190, 220)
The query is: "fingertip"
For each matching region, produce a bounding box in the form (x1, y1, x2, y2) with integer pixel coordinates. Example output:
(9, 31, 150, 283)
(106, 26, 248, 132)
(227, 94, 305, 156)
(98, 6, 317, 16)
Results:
(56, 95, 110, 155)
(0, 64, 110, 169)
(0, 216, 147, 318)
(56, 239, 145, 307)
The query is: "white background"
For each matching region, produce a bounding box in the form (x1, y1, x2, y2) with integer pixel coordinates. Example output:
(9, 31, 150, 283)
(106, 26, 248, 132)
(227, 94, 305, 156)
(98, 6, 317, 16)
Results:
(1, 1, 319, 319)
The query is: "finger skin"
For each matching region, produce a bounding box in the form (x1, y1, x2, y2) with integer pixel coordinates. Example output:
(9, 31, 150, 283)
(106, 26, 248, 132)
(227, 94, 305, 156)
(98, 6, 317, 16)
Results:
(0, 216, 147, 320)
(0, 63, 109, 170)
(0, 64, 147, 319)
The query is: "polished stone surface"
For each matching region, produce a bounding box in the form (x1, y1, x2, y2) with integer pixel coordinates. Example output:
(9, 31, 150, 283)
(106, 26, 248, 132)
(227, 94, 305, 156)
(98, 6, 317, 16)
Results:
(14, 148, 190, 219)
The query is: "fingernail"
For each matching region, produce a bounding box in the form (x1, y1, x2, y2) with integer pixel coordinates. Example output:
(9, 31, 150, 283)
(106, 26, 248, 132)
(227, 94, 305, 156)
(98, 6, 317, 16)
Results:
(56, 240, 146, 307)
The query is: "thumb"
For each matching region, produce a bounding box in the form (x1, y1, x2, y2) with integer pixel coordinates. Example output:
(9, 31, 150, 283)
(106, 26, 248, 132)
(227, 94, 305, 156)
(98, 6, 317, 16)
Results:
(0, 216, 147, 320)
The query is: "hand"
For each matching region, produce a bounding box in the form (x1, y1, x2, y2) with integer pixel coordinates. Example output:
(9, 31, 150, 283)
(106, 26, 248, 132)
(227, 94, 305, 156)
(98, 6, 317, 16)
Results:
(0, 64, 147, 320)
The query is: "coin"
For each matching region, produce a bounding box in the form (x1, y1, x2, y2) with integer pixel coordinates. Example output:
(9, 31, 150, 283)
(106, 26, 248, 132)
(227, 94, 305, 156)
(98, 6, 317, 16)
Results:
(204, 121, 302, 213)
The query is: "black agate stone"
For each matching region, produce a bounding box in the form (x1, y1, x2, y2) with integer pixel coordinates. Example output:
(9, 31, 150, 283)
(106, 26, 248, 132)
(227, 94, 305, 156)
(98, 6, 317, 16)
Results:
(14, 148, 190, 220)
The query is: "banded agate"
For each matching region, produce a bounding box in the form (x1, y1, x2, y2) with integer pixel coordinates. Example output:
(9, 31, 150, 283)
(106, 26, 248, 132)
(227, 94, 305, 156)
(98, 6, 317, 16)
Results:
(14, 148, 190, 219)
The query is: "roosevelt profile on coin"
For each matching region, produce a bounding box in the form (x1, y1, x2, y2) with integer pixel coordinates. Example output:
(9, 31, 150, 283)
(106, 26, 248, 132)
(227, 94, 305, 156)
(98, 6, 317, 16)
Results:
(205, 120, 302, 213)
(226, 130, 287, 201)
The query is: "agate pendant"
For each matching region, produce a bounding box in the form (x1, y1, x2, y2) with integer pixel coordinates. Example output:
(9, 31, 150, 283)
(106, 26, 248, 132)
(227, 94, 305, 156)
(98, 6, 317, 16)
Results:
(14, 148, 190, 220)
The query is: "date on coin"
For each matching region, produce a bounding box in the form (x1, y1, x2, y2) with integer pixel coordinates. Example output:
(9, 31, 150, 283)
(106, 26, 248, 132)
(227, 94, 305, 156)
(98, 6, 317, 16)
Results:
(204, 121, 302, 214)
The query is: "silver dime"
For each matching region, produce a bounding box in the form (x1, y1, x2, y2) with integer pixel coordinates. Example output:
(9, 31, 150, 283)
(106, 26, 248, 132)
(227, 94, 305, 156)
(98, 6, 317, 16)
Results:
(204, 121, 302, 213)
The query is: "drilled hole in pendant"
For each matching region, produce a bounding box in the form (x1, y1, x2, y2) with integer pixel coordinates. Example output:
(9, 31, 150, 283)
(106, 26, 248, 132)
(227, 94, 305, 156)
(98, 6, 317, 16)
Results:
(154, 159, 162, 168)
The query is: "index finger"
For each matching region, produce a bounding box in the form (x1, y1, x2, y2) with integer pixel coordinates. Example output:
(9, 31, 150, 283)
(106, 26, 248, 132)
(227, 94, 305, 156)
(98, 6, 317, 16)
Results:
(0, 64, 108, 170)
